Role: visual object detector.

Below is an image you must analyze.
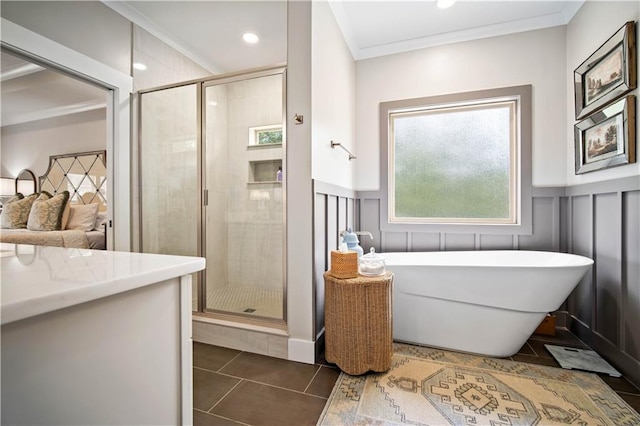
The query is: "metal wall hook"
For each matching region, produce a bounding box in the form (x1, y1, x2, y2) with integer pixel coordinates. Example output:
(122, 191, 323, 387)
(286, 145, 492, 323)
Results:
(330, 141, 356, 160)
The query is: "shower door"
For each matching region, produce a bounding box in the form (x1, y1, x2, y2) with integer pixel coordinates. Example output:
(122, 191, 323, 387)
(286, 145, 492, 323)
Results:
(202, 69, 286, 322)
(139, 83, 200, 309)
(139, 69, 285, 322)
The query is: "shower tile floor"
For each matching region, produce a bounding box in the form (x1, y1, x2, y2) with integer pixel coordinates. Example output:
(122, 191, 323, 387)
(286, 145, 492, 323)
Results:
(205, 285, 283, 319)
(193, 327, 640, 425)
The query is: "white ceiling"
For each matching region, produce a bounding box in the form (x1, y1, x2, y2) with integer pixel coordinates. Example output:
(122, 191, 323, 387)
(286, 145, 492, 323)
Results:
(105, 0, 288, 74)
(331, 0, 583, 60)
(110, 0, 584, 72)
(1, 0, 585, 127)
(0, 51, 107, 127)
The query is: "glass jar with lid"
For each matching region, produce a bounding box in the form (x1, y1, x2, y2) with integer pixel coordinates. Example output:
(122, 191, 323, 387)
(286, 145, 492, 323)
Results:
(359, 248, 386, 276)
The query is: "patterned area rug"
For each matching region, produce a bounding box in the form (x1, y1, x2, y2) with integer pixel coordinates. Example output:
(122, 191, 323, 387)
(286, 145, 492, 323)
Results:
(318, 343, 640, 426)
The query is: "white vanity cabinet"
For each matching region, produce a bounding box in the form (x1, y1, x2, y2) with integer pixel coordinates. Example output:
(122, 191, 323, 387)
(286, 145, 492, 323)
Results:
(1, 244, 205, 425)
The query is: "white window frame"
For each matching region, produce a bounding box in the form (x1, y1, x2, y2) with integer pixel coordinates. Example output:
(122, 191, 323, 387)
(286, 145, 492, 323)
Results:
(248, 124, 283, 146)
(379, 85, 532, 235)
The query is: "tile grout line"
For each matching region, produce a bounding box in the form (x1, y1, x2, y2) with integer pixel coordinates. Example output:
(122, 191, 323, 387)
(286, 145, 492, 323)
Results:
(193, 365, 330, 400)
(217, 350, 245, 372)
(241, 376, 330, 400)
(230, 374, 329, 400)
(194, 408, 253, 426)
(303, 365, 324, 394)
(205, 378, 244, 413)
(526, 341, 539, 357)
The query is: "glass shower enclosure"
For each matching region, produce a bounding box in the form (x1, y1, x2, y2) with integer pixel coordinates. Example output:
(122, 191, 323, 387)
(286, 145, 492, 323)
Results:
(139, 67, 286, 324)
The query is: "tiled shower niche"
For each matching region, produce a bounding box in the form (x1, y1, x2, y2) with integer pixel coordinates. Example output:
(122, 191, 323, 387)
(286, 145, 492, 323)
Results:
(249, 160, 282, 183)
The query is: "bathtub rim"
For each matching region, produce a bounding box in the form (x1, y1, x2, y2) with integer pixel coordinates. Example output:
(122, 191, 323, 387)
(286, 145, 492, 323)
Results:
(380, 250, 594, 269)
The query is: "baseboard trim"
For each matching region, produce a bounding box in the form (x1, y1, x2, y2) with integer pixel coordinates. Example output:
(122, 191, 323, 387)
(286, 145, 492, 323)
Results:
(288, 338, 316, 364)
(568, 315, 640, 389)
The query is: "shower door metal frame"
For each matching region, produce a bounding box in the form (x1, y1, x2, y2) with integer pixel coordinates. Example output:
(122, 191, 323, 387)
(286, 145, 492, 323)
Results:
(137, 80, 203, 305)
(199, 65, 287, 327)
(138, 65, 288, 327)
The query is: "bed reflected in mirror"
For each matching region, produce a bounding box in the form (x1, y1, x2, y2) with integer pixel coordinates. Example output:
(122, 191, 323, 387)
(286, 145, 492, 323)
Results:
(39, 150, 107, 211)
(15, 244, 36, 265)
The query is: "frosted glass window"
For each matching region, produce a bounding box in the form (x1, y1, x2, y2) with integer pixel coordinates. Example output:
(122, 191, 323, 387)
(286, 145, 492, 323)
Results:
(388, 98, 518, 224)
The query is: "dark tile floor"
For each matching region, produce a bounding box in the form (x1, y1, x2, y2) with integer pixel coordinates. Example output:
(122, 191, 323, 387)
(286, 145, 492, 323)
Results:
(193, 342, 340, 425)
(193, 328, 640, 425)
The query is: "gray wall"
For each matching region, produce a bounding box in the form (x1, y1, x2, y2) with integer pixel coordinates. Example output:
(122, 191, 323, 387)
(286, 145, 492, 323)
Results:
(1, 1, 132, 75)
(563, 177, 640, 388)
(313, 181, 357, 354)
(313, 176, 640, 387)
(1, 109, 107, 179)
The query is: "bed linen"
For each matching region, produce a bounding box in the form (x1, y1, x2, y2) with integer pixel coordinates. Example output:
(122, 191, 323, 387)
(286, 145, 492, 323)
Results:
(0, 229, 91, 249)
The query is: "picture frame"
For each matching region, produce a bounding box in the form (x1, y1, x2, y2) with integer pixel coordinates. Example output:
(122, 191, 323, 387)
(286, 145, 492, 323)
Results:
(574, 21, 636, 120)
(574, 95, 636, 174)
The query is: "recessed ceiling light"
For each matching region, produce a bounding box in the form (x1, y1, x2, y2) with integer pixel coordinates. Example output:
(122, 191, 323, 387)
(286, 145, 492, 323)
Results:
(437, 0, 456, 9)
(133, 62, 147, 71)
(242, 32, 259, 44)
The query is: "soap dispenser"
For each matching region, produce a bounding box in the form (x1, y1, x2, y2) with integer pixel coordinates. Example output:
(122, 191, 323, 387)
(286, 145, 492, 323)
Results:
(341, 227, 364, 257)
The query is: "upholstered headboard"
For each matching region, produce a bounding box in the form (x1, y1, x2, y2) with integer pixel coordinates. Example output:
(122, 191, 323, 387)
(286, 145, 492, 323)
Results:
(39, 150, 107, 211)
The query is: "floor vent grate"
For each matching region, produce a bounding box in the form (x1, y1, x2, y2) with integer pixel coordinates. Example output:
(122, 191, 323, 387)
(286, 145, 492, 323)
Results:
(545, 344, 621, 377)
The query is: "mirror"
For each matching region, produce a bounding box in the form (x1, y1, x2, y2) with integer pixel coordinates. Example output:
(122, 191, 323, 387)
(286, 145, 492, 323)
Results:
(39, 151, 107, 211)
(16, 169, 36, 195)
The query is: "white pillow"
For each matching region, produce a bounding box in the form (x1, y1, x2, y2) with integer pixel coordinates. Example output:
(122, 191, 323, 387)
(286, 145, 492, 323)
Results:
(66, 203, 99, 231)
(61, 199, 71, 230)
(94, 211, 108, 231)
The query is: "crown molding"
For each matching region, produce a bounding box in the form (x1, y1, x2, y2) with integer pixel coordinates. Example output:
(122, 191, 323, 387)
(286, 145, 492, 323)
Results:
(330, 1, 585, 61)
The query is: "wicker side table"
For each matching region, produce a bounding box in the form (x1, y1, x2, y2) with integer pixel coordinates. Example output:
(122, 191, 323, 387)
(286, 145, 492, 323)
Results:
(324, 271, 393, 375)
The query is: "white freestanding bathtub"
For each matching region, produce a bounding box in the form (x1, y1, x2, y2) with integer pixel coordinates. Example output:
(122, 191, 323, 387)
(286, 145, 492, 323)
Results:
(384, 250, 593, 357)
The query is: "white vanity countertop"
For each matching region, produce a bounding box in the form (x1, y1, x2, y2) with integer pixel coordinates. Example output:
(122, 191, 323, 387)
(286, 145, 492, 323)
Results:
(0, 243, 205, 325)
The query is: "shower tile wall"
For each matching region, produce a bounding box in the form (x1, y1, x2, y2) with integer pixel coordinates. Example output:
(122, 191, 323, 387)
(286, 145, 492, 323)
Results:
(132, 24, 212, 254)
(226, 222, 282, 291)
(133, 26, 211, 92)
(140, 84, 198, 258)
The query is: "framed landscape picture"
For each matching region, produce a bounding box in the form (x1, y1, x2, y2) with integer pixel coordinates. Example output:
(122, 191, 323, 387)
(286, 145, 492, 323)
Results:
(574, 21, 636, 120)
(575, 95, 636, 174)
